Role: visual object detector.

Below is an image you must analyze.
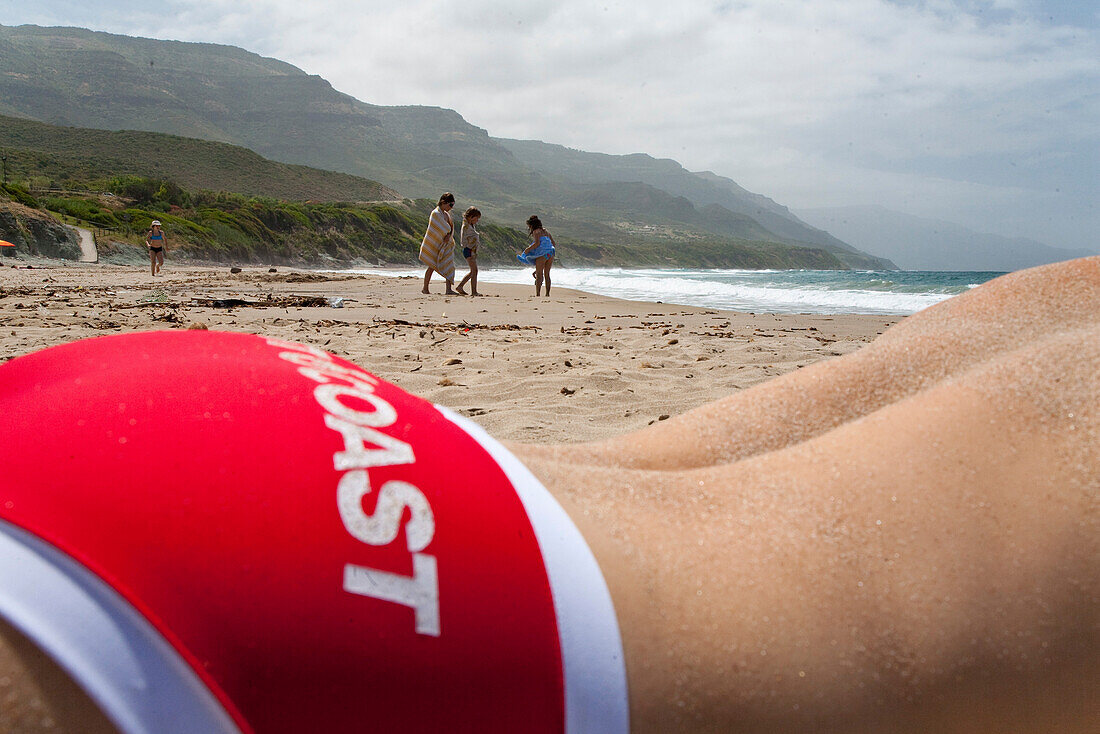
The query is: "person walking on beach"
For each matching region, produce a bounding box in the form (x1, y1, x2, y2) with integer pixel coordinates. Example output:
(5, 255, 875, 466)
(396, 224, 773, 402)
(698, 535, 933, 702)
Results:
(518, 215, 555, 297)
(419, 193, 457, 295)
(145, 220, 166, 276)
(456, 206, 482, 296)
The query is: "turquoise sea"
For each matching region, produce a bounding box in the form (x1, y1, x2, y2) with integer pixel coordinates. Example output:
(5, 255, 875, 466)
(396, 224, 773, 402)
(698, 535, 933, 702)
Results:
(353, 267, 1005, 315)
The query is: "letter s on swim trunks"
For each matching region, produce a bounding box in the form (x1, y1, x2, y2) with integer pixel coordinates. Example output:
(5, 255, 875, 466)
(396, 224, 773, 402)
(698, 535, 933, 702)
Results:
(0, 331, 628, 733)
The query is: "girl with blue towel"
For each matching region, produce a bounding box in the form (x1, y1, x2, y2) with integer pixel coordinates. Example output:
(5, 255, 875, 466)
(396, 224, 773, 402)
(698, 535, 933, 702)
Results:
(518, 215, 556, 296)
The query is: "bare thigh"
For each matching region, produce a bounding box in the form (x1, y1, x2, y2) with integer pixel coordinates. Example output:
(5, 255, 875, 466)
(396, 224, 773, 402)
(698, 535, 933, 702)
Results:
(516, 258, 1100, 732)
(521, 317, 1100, 733)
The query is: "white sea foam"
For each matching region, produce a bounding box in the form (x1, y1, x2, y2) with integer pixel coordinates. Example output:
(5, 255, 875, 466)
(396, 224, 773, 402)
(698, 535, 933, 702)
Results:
(343, 267, 1000, 315)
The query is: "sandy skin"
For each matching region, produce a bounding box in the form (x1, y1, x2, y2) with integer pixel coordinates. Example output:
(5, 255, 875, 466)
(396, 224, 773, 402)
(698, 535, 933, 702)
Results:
(520, 257, 1100, 732)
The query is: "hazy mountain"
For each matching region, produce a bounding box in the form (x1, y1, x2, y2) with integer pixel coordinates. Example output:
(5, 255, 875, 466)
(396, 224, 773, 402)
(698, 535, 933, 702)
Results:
(0, 23, 894, 269)
(496, 139, 889, 268)
(797, 205, 1097, 271)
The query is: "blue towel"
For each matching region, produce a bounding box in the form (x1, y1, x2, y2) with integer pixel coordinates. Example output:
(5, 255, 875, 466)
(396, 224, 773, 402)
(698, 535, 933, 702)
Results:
(518, 236, 555, 264)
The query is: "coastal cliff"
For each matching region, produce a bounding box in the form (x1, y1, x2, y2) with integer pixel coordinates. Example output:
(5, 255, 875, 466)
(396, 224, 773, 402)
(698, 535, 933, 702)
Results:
(0, 201, 81, 260)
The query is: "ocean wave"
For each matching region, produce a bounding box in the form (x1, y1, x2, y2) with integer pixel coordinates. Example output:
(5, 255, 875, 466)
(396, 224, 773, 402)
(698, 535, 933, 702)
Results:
(343, 267, 998, 315)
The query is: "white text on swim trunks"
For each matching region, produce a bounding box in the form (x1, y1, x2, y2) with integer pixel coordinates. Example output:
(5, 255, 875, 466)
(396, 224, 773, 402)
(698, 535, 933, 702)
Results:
(267, 338, 440, 636)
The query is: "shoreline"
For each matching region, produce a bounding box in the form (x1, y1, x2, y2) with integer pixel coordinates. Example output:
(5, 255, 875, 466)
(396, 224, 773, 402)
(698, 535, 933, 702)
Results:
(0, 261, 898, 443)
(327, 263, 977, 317)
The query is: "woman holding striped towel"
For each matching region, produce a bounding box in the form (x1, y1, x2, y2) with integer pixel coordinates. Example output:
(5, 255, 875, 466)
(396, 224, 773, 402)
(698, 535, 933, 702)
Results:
(420, 192, 458, 295)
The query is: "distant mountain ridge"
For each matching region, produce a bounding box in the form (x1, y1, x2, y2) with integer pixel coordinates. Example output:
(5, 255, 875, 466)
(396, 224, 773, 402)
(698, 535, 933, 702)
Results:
(0, 115, 399, 202)
(496, 139, 881, 264)
(0, 115, 852, 270)
(0, 23, 895, 269)
(797, 205, 1097, 271)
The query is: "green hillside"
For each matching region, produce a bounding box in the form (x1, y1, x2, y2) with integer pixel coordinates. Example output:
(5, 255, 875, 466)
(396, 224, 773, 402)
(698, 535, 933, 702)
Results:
(0, 177, 845, 269)
(0, 115, 848, 269)
(0, 24, 891, 269)
(0, 115, 398, 202)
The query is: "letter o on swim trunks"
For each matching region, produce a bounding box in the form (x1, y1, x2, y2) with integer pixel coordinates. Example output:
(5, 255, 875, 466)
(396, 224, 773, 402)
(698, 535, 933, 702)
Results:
(314, 381, 397, 427)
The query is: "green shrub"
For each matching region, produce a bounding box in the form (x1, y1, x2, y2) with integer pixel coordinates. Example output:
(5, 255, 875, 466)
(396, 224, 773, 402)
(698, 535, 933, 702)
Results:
(0, 183, 39, 208)
(41, 197, 120, 227)
(108, 176, 192, 208)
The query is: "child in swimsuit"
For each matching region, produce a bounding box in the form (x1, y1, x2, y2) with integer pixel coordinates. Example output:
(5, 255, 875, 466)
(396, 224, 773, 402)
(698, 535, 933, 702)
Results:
(456, 207, 481, 296)
(519, 215, 555, 297)
(145, 220, 166, 277)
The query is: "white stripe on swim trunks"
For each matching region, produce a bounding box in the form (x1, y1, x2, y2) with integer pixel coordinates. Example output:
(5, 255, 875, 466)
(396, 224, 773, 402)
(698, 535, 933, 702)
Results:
(438, 407, 630, 734)
(0, 520, 241, 734)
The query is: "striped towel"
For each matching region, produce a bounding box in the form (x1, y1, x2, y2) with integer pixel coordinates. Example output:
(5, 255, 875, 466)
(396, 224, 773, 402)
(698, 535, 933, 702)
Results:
(418, 207, 455, 281)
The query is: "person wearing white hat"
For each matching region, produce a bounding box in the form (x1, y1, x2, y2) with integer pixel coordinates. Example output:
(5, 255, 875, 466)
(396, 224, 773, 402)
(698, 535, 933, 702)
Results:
(145, 220, 166, 276)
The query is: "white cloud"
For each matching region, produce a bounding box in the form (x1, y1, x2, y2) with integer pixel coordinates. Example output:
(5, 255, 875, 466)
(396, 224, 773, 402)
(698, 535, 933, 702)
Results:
(3, 0, 1098, 248)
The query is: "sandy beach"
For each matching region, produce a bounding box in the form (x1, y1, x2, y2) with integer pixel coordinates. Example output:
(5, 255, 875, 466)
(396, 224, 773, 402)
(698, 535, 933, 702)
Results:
(0, 261, 897, 443)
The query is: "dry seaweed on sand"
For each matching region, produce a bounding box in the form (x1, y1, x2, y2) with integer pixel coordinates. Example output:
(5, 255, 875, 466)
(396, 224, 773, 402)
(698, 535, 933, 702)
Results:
(190, 295, 330, 308)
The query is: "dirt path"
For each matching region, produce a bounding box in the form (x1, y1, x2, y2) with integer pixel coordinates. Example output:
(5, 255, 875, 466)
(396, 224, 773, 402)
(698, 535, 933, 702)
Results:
(72, 226, 98, 263)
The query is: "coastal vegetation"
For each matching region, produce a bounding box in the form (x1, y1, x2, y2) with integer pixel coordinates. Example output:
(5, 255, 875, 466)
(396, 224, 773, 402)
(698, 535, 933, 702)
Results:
(1, 177, 843, 268)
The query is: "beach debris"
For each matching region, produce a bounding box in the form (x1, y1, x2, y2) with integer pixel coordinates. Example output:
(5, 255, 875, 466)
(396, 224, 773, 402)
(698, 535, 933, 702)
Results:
(208, 298, 250, 308)
(658, 414, 670, 421)
(192, 295, 328, 309)
(438, 377, 465, 387)
(230, 267, 242, 274)
(187, 322, 209, 330)
(84, 319, 123, 330)
(564, 359, 573, 367)
(137, 290, 170, 304)
(327, 297, 345, 308)
(443, 358, 462, 366)
(269, 268, 278, 273)
(667, 338, 679, 345)
(372, 317, 537, 333)
(560, 387, 576, 395)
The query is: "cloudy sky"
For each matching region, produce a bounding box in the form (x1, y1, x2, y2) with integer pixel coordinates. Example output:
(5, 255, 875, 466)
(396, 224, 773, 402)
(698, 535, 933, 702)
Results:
(3, 0, 1098, 250)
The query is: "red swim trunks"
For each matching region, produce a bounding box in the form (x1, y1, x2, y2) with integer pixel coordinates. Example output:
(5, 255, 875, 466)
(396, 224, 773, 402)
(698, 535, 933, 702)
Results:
(0, 331, 628, 733)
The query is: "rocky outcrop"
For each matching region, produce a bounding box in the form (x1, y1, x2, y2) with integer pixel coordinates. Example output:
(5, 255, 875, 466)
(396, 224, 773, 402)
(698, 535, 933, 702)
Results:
(0, 202, 82, 260)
